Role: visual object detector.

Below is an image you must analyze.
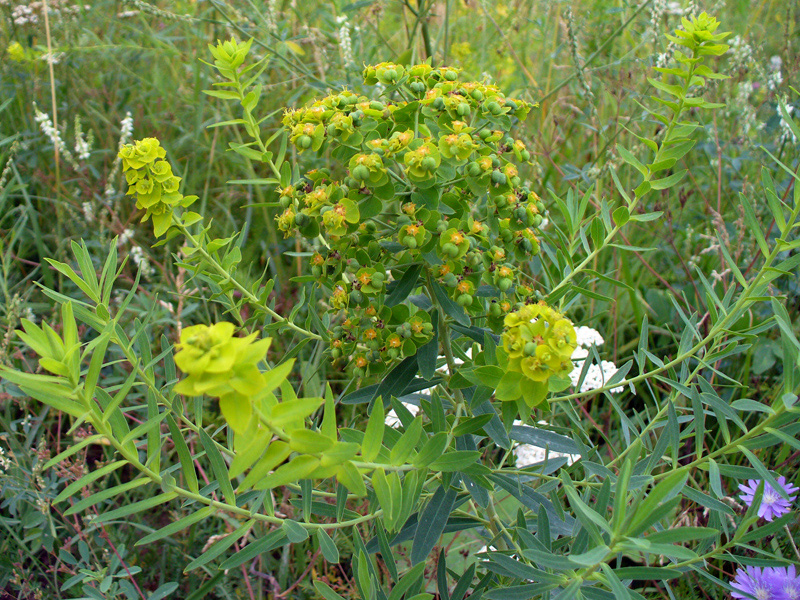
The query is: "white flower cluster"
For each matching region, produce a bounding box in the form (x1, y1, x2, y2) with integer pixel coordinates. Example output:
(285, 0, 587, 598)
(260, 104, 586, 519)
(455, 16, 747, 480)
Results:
(777, 99, 798, 145)
(130, 246, 154, 276)
(265, 0, 278, 34)
(73, 116, 93, 161)
(116, 9, 139, 18)
(81, 201, 94, 223)
(569, 326, 624, 394)
(11, 4, 38, 25)
(39, 51, 64, 65)
(727, 35, 754, 72)
(118, 228, 135, 246)
(768, 55, 783, 91)
(105, 112, 135, 198)
(0, 446, 10, 473)
(33, 104, 78, 168)
(10, 0, 87, 25)
(23, 307, 35, 323)
(729, 81, 757, 137)
(335, 15, 353, 66)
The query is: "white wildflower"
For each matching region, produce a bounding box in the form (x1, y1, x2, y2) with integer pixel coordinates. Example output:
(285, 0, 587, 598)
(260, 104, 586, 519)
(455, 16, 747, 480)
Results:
(81, 201, 94, 222)
(73, 116, 92, 161)
(118, 228, 135, 246)
(574, 326, 604, 348)
(336, 15, 353, 66)
(39, 52, 64, 65)
(22, 307, 35, 323)
(116, 9, 140, 18)
(130, 245, 154, 276)
(12, 4, 38, 25)
(570, 326, 624, 394)
(778, 101, 797, 144)
(570, 360, 624, 394)
(768, 55, 783, 91)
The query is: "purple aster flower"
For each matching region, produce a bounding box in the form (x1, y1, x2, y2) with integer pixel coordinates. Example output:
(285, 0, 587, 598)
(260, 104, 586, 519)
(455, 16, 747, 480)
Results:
(738, 476, 799, 521)
(767, 565, 800, 600)
(731, 566, 781, 600)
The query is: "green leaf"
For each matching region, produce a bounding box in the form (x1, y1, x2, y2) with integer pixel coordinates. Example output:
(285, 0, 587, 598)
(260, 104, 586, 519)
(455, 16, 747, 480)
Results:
(617, 145, 647, 177)
(389, 416, 423, 465)
(185, 520, 254, 572)
(386, 264, 423, 307)
(219, 528, 288, 570)
(428, 451, 481, 472)
(316, 528, 339, 563)
(282, 519, 310, 543)
(315, 581, 347, 600)
(649, 170, 686, 190)
(167, 415, 199, 494)
(136, 506, 215, 546)
(417, 310, 439, 381)
(411, 486, 457, 565)
(374, 356, 420, 404)
(430, 280, 470, 326)
(93, 492, 178, 524)
(413, 432, 449, 467)
(646, 527, 718, 544)
(198, 429, 236, 505)
(54, 459, 127, 504)
(362, 401, 385, 462)
(148, 582, 180, 600)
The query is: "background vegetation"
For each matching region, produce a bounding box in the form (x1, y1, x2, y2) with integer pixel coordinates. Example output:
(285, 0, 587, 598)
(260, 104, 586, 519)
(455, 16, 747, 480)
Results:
(0, 0, 797, 598)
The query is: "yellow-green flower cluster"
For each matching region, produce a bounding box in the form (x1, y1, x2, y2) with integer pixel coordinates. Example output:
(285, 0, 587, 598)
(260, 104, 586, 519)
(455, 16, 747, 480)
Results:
(174, 322, 269, 398)
(119, 138, 193, 237)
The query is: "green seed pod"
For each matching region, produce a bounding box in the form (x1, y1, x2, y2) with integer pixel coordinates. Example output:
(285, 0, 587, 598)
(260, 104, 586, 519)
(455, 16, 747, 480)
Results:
(521, 150, 531, 161)
(457, 293, 473, 307)
(350, 290, 364, 304)
(501, 229, 514, 243)
(443, 242, 459, 258)
(326, 124, 337, 137)
(405, 237, 418, 249)
(489, 301, 502, 317)
(524, 341, 536, 356)
(279, 196, 292, 209)
(491, 171, 507, 185)
(487, 101, 501, 115)
(432, 97, 445, 110)
(353, 367, 364, 377)
(311, 265, 322, 277)
(444, 70, 457, 81)
(478, 128, 492, 140)
(298, 135, 312, 149)
(471, 89, 484, 101)
(295, 212, 309, 227)
(457, 103, 470, 116)
(532, 214, 543, 228)
(498, 278, 513, 292)
(331, 347, 341, 359)
(352, 165, 370, 181)
(491, 155, 501, 168)
(467, 162, 482, 177)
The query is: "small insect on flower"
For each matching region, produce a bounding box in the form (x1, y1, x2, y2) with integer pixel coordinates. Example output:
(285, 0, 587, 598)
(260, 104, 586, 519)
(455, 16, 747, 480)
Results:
(738, 476, 799, 521)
